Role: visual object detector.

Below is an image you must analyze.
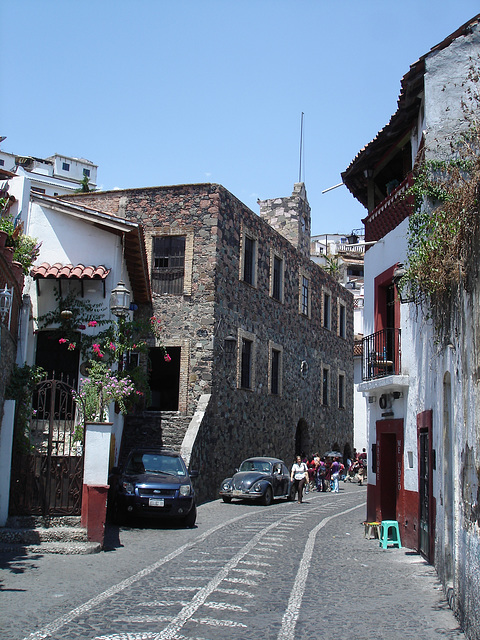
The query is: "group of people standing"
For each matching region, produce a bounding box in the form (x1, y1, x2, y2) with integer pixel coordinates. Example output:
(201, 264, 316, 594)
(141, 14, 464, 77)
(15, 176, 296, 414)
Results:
(290, 448, 367, 503)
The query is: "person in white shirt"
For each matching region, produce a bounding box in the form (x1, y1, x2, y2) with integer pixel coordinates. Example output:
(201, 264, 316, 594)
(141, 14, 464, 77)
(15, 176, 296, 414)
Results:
(290, 455, 308, 503)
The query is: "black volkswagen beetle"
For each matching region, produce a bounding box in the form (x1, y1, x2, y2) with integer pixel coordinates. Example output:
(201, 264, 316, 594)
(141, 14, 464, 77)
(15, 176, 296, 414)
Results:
(109, 448, 198, 527)
(219, 457, 294, 505)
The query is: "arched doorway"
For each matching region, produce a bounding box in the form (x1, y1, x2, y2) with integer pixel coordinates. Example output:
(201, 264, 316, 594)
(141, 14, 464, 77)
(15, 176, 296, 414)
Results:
(294, 419, 309, 458)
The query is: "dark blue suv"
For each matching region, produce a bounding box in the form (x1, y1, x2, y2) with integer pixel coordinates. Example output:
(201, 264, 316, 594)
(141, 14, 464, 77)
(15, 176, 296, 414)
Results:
(109, 449, 198, 527)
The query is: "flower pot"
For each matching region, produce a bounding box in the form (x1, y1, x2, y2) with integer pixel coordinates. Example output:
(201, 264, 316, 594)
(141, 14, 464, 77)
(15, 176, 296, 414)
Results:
(0, 230, 8, 249)
(11, 260, 25, 284)
(2, 246, 14, 263)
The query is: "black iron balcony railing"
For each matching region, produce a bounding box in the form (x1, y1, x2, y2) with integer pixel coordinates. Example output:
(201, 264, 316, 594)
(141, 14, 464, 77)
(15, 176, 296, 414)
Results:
(362, 329, 401, 381)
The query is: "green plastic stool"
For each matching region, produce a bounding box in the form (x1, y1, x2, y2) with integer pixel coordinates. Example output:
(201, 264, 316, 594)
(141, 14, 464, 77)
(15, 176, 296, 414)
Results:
(379, 520, 402, 549)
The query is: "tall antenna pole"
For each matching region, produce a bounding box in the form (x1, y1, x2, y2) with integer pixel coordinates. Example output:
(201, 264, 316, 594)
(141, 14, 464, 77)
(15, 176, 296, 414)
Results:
(298, 112, 304, 183)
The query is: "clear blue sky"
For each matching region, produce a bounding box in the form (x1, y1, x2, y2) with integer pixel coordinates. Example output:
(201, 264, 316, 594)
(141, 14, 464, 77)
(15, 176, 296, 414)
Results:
(1, 1, 478, 235)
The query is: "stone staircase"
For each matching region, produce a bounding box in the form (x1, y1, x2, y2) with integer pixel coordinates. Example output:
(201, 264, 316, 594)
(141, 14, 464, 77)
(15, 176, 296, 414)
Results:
(0, 516, 101, 555)
(120, 412, 193, 463)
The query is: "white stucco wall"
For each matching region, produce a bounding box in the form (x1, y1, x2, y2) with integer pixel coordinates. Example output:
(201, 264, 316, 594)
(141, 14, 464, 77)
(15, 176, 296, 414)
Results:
(361, 22, 480, 634)
(422, 26, 480, 635)
(18, 192, 135, 463)
(353, 356, 367, 451)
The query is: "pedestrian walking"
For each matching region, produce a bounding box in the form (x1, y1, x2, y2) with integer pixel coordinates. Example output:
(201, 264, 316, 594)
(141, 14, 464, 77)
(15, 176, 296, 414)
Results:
(316, 457, 327, 491)
(330, 457, 341, 493)
(358, 448, 367, 485)
(290, 455, 308, 503)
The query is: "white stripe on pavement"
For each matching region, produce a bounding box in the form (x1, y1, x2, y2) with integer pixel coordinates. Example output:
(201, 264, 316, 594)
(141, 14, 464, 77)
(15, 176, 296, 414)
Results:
(277, 502, 364, 640)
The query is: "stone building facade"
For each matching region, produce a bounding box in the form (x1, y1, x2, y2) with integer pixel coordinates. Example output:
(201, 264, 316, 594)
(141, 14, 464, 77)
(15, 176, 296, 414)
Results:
(70, 182, 354, 502)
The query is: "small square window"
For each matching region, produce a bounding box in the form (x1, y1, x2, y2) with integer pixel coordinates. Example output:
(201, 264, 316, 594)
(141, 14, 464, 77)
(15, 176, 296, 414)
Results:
(0, 159, 4, 166)
(62, 162, 70, 171)
(151, 236, 186, 295)
(83, 168, 90, 177)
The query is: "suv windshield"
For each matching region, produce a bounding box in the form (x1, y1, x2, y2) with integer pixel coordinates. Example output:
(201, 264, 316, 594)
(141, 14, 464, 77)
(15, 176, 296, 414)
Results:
(126, 453, 187, 476)
(239, 460, 271, 473)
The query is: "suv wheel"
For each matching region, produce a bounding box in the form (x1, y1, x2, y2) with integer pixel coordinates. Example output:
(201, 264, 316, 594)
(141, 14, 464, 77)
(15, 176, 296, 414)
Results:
(183, 504, 197, 528)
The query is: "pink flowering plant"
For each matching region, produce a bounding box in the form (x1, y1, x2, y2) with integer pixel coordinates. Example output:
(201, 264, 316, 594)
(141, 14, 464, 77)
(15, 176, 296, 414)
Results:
(36, 290, 111, 360)
(37, 290, 171, 419)
(73, 361, 135, 422)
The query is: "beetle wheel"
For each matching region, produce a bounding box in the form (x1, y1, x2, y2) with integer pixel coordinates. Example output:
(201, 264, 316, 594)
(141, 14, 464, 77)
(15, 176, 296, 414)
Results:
(261, 486, 273, 506)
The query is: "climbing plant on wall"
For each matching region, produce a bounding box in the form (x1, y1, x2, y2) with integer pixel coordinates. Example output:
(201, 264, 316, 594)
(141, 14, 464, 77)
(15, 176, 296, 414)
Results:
(399, 69, 480, 338)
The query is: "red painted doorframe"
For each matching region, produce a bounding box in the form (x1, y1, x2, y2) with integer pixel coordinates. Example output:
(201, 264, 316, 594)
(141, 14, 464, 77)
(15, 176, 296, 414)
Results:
(417, 409, 435, 562)
(374, 265, 400, 332)
(374, 419, 404, 523)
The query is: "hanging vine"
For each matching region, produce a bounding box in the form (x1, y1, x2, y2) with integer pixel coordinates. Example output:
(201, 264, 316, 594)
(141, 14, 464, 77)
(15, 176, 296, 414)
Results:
(399, 69, 480, 338)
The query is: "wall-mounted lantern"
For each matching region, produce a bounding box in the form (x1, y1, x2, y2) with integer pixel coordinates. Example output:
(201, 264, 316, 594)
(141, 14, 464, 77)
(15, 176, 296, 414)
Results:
(392, 264, 414, 304)
(224, 335, 237, 356)
(109, 281, 131, 318)
(0, 284, 12, 322)
(347, 232, 359, 245)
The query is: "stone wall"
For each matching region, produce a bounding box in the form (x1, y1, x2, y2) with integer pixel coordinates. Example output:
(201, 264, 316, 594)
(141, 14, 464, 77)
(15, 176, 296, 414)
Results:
(259, 182, 311, 258)
(70, 183, 354, 502)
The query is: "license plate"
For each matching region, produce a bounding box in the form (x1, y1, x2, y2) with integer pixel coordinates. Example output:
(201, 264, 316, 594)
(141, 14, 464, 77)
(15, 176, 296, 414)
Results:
(149, 498, 164, 507)
(233, 490, 242, 496)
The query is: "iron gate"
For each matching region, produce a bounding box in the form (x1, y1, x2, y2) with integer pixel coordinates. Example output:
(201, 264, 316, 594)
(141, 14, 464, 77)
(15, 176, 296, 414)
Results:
(9, 378, 85, 516)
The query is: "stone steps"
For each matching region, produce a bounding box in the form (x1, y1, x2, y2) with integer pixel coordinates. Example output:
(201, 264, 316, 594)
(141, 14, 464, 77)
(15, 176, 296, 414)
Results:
(0, 515, 101, 555)
(0, 540, 101, 555)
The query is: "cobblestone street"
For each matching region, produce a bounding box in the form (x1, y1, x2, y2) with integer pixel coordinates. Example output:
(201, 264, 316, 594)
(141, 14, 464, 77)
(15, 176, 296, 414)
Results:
(0, 484, 464, 640)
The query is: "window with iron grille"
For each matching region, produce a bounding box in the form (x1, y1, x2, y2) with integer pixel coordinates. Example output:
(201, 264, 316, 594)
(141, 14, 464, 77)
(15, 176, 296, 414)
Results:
(338, 373, 345, 408)
(152, 236, 186, 295)
(243, 235, 255, 285)
(301, 276, 309, 316)
(322, 367, 329, 406)
(339, 302, 346, 338)
(241, 338, 253, 389)
(323, 292, 331, 329)
(271, 348, 281, 395)
(272, 255, 283, 301)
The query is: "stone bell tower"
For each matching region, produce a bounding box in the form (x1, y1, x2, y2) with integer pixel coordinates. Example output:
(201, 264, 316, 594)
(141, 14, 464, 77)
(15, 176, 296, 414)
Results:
(258, 182, 311, 259)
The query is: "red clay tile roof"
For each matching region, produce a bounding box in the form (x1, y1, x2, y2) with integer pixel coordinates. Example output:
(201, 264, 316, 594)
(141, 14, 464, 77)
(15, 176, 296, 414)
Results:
(31, 262, 111, 280)
(353, 341, 363, 357)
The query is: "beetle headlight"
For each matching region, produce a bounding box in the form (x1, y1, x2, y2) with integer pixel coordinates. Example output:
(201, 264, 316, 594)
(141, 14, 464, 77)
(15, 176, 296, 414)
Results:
(253, 483, 263, 493)
(180, 484, 192, 496)
(222, 482, 231, 491)
(123, 481, 134, 494)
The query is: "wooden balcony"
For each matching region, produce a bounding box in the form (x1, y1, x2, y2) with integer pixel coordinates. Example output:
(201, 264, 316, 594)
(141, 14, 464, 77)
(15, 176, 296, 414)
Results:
(363, 173, 414, 243)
